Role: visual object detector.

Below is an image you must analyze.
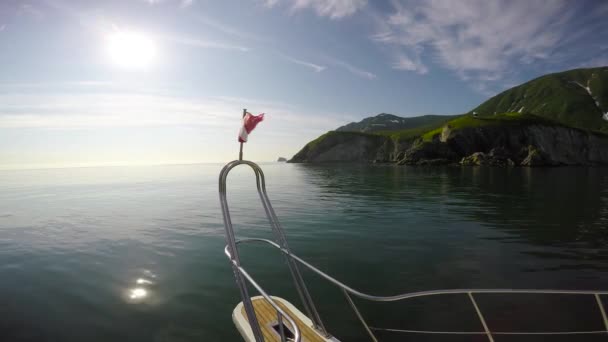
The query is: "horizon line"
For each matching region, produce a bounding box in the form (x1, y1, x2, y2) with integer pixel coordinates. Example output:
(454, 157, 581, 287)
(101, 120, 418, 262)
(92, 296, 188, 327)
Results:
(0, 160, 286, 172)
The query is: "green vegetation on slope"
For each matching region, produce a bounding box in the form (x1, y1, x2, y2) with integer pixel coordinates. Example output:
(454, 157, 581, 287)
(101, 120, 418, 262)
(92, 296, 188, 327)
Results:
(306, 114, 457, 149)
(303, 112, 562, 151)
(336, 113, 459, 133)
(291, 67, 608, 163)
(374, 115, 461, 140)
(471, 67, 608, 133)
(421, 112, 558, 141)
(305, 130, 377, 149)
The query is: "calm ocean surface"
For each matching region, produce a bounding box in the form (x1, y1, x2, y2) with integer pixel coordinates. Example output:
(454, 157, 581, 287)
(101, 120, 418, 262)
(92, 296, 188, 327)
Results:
(1, 163, 608, 341)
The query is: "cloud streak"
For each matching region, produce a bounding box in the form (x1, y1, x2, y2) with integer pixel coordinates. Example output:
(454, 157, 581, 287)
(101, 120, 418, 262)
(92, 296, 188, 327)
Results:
(188, 10, 372, 79)
(0, 85, 344, 130)
(263, 0, 367, 19)
(163, 34, 250, 52)
(142, 0, 194, 7)
(190, 13, 268, 43)
(0, 85, 350, 167)
(326, 56, 376, 79)
(280, 54, 325, 72)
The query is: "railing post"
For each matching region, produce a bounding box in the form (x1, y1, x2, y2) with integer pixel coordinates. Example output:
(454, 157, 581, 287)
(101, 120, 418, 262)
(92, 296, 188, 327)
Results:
(277, 312, 287, 342)
(220, 161, 265, 342)
(468, 292, 494, 342)
(250, 162, 329, 337)
(595, 294, 608, 334)
(342, 288, 379, 342)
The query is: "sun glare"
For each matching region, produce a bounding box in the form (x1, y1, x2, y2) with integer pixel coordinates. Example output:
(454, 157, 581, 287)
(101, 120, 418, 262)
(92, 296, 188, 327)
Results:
(106, 31, 156, 69)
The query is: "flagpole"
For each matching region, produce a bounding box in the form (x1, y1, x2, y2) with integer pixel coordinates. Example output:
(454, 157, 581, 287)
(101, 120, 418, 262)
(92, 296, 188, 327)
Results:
(239, 108, 246, 161)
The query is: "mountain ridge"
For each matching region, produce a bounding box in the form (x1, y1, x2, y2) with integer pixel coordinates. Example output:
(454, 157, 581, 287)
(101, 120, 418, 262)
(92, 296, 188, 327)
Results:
(289, 66, 608, 166)
(470, 67, 608, 133)
(336, 113, 457, 133)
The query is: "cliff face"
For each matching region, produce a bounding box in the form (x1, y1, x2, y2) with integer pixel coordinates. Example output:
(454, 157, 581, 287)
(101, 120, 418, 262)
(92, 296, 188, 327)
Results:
(444, 125, 608, 165)
(290, 67, 608, 167)
(289, 124, 608, 166)
(289, 132, 392, 163)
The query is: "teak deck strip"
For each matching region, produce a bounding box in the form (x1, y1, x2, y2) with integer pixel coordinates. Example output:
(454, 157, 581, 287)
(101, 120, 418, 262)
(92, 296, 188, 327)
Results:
(241, 297, 326, 342)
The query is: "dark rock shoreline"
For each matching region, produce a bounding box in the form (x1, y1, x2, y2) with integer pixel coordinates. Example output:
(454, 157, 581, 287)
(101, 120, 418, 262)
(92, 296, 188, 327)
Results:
(289, 124, 608, 167)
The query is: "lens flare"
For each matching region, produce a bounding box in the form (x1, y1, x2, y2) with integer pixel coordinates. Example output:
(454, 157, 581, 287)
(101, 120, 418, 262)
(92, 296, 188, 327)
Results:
(106, 31, 156, 69)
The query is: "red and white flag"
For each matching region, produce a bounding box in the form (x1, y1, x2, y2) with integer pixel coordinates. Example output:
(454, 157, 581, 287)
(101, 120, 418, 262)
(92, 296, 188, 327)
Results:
(238, 112, 265, 143)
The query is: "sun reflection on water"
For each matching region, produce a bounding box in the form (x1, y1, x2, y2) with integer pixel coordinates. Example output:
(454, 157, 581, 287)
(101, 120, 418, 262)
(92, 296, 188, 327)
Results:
(129, 287, 148, 300)
(126, 273, 156, 303)
(136, 278, 153, 285)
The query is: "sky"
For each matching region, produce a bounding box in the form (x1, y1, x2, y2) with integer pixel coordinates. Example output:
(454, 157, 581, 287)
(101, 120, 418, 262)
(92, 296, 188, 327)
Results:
(0, 0, 607, 169)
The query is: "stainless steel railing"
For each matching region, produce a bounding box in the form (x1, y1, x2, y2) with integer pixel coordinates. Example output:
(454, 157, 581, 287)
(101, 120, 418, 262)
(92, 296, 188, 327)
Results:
(225, 238, 608, 342)
(220, 160, 329, 342)
(220, 160, 608, 342)
(227, 238, 608, 341)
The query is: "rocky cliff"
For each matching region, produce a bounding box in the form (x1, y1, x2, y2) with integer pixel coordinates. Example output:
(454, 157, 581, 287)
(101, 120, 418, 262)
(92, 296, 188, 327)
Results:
(289, 132, 393, 163)
(413, 124, 608, 166)
(289, 122, 608, 166)
(290, 67, 608, 167)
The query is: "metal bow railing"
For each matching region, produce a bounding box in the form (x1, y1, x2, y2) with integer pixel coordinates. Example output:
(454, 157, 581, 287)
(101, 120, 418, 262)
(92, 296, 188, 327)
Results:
(220, 159, 608, 342)
(226, 238, 608, 342)
(220, 159, 329, 342)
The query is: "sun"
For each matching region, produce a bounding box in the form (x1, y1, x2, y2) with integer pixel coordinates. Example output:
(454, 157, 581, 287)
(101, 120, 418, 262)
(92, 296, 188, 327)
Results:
(105, 31, 156, 69)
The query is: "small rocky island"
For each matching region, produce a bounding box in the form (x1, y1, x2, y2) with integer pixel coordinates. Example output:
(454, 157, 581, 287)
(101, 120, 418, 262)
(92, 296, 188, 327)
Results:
(289, 67, 608, 167)
(277, 157, 287, 162)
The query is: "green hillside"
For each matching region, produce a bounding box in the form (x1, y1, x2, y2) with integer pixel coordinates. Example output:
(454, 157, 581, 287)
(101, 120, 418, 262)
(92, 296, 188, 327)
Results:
(420, 112, 561, 141)
(336, 113, 457, 133)
(470, 67, 608, 133)
(291, 66, 608, 165)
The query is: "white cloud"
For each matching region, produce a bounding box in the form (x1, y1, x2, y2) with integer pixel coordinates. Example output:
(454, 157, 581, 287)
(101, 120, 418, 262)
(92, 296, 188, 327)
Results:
(0, 93, 237, 129)
(392, 53, 428, 74)
(142, 0, 193, 7)
(0, 85, 351, 166)
(0, 81, 114, 89)
(18, 3, 45, 19)
(180, 0, 194, 8)
(263, 0, 367, 19)
(0, 24, 5, 32)
(374, 0, 578, 86)
(0, 87, 343, 130)
(188, 11, 366, 78)
(190, 14, 268, 43)
(163, 34, 250, 52)
(280, 54, 325, 72)
(42, 2, 247, 54)
(325, 56, 376, 79)
(262, 0, 280, 7)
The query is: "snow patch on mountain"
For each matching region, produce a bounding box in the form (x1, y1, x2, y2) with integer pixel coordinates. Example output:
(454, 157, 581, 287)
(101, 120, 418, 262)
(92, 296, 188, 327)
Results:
(573, 80, 602, 109)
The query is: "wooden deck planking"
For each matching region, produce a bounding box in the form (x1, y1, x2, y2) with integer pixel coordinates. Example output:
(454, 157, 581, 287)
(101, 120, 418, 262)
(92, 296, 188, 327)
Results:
(241, 297, 327, 342)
